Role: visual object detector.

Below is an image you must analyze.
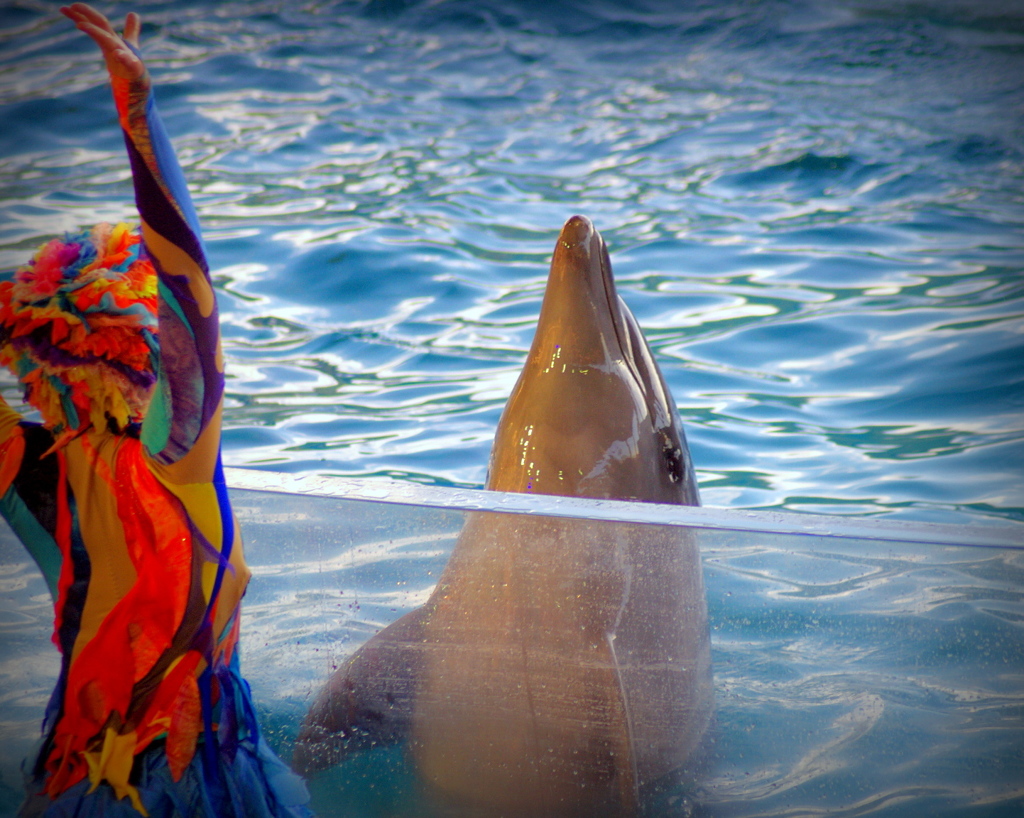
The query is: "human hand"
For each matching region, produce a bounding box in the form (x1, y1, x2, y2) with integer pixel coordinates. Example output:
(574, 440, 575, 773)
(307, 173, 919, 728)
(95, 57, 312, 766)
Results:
(60, 3, 147, 85)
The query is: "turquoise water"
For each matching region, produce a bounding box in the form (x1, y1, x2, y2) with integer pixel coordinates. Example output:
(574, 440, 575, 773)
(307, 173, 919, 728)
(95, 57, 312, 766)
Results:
(1, 1, 1023, 816)
(2, 0, 1023, 524)
(2, 489, 1023, 817)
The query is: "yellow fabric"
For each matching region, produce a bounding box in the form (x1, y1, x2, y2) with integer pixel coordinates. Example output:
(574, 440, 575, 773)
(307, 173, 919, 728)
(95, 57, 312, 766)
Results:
(139, 219, 217, 319)
(149, 401, 225, 486)
(63, 433, 138, 663)
(0, 393, 21, 443)
(84, 726, 146, 816)
(153, 479, 221, 553)
(150, 438, 252, 634)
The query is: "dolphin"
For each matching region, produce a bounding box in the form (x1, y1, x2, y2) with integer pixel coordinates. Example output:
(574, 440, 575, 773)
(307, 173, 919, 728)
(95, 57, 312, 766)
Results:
(484, 214, 699, 505)
(294, 215, 712, 816)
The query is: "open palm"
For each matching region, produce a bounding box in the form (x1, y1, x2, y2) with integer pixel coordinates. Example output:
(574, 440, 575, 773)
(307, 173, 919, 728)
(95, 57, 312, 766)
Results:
(61, 3, 146, 84)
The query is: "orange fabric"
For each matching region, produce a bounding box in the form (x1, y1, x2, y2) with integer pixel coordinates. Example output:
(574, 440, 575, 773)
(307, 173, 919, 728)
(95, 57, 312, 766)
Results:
(136, 649, 204, 751)
(166, 673, 201, 781)
(112, 76, 133, 135)
(44, 437, 195, 797)
(0, 427, 24, 495)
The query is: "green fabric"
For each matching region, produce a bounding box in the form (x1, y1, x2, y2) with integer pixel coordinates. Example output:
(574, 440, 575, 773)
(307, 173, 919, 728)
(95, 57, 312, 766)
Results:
(1, 488, 60, 599)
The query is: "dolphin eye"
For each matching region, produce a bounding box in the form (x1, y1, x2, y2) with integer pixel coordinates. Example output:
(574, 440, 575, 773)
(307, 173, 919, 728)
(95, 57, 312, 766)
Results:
(660, 431, 684, 484)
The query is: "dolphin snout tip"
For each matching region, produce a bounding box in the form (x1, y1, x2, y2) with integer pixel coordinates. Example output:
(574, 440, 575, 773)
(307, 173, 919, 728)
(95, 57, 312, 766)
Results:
(559, 214, 595, 248)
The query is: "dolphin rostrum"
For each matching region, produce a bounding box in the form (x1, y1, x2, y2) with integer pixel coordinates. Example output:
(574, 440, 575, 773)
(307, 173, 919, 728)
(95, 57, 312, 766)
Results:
(295, 215, 712, 816)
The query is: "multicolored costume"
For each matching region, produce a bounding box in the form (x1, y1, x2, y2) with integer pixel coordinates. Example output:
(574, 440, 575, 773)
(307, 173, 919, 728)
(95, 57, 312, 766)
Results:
(0, 52, 311, 818)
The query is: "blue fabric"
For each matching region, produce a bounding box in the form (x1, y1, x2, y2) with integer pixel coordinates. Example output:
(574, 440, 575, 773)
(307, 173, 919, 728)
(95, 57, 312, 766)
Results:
(18, 669, 313, 818)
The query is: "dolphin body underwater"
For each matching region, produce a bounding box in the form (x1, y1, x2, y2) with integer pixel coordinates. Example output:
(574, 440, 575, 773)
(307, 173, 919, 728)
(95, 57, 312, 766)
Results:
(295, 215, 713, 816)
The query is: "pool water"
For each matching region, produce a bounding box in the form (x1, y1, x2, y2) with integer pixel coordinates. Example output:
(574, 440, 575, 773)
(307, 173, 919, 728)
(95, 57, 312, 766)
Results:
(0, 0, 1023, 815)
(229, 481, 1024, 818)
(1, 0, 1023, 524)
(1, 484, 1022, 817)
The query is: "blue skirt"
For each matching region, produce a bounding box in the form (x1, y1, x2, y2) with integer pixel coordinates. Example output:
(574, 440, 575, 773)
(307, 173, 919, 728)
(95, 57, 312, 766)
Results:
(19, 669, 314, 818)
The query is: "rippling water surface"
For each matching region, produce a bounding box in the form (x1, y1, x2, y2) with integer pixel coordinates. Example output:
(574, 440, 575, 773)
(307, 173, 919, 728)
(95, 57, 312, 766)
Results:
(2, 0, 1023, 524)
(0, 1, 1023, 815)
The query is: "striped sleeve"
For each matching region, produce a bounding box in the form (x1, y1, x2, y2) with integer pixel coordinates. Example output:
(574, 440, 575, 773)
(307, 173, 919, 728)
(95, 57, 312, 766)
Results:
(113, 67, 224, 473)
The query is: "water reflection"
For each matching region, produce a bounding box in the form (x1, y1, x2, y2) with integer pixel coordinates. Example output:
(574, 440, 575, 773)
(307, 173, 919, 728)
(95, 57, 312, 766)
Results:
(1, 1, 1022, 519)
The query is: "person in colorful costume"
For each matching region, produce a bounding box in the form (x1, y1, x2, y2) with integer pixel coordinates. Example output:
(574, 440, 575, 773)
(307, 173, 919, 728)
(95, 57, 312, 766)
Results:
(0, 5, 313, 816)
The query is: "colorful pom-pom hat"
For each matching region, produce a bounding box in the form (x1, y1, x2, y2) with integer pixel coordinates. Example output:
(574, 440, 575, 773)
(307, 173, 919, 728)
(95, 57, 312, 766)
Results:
(0, 223, 158, 439)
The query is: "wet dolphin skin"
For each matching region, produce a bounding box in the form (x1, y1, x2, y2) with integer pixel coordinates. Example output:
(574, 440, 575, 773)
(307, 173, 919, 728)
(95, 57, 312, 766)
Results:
(486, 214, 700, 505)
(296, 215, 712, 817)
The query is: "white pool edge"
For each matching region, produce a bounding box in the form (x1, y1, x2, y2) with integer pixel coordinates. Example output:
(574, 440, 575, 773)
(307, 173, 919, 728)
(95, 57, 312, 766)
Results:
(224, 468, 1023, 549)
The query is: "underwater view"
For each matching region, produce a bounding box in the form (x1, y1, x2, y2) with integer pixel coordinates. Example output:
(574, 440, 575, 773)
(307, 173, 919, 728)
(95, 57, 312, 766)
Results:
(6, 485, 1024, 817)
(0, 0, 1023, 816)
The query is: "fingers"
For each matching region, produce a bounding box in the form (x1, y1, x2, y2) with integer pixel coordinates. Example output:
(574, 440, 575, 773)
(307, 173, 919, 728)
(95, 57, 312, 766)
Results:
(60, 3, 116, 35)
(123, 12, 141, 48)
(60, 4, 142, 50)
(60, 2, 147, 82)
(70, 18, 123, 51)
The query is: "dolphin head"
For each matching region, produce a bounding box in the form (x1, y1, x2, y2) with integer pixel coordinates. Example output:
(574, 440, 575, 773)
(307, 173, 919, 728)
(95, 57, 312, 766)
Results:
(486, 215, 700, 505)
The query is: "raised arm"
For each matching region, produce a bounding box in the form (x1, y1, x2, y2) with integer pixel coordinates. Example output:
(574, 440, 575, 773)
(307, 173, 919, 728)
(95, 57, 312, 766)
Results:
(61, 4, 224, 482)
